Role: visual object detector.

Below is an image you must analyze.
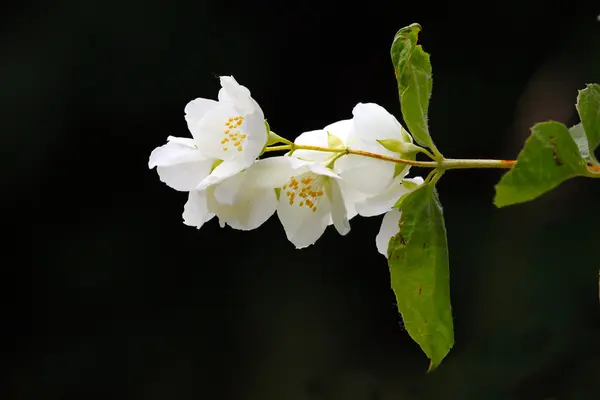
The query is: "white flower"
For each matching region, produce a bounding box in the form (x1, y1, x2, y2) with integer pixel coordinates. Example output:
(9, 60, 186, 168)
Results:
(149, 76, 266, 192)
(149, 76, 271, 230)
(374, 176, 424, 258)
(182, 163, 278, 231)
(246, 154, 350, 249)
(294, 102, 413, 197)
(186, 76, 268, 190)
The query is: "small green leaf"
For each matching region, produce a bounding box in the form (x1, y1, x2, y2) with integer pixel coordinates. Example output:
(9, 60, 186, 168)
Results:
(402, 179, 421, 191)
(393, 150, 416, 178)
(393, 163, 406, 178)
(390, 23, 440, 158)
(494, 121, 589, 207)
(266, 127, 289, 146)
(377, 138, 424, 156)
(211, 159, 223, 172)
(327, 132, 345, 149)
(378, 138, 405, 153)
(387, 183, 454, 371)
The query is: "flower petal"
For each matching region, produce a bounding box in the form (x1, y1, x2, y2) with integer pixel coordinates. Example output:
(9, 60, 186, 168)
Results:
(305, 162, 341, 179)
(183, 190, 215, 228)
(334, 151, 395, 195)
(239, 110, 268, 165)
(148, 137, 204, 168)
(213, 169, 245, 205)
(243, 156, 311, 189)
(376, 209, 402, 258)
(240, 187, 278, 230)
(326, 179, 350, 235)
(184, 98, 219, 134)
(356, 176, 424, 217)
(192, 103, 266, 166)
(207, 176, 276, 231)
(292, 129, 330, 162)
(149, 138, 213, 191)
(156, 160, 214, 191)
(336, 179, 366, 221)
(323, 119, 353, 143)
(166, 136, 197, 148)
(276, 172, 331, 249)
(352, 102, 406, 143)
(196, 158, 246, 191)
(219, 186, 278, 231)
(218, 76, 260, 115)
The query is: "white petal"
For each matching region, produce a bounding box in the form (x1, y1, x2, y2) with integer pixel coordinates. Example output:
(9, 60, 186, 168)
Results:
(292, 129, 330, 162)
(355, 176, 406, 217)
(218, 76, 261, 115)
(357, 176, 425, 217)
(196, 159, 246, 191)
(222, 186, 278, 231)
(276, 172, 331, 249)
(326, 179, 350, 235)
(213, 169, 245, 205)
(149, 139, 214, 191)
(239, 110, 268, 165)
(352, 102, 405, 143)
(156, 160, 214, 191)
(334, 151, 395, 195)
(243, 156, 310, 189)
(148, 137, 204, 168)
(241, 187, 278, 230)
(305, 162, 341, 179)
(323, 119, 353, 143)
(193, 103, 266, 165)
(376, 209, 402, 258)
(166, 136, 197, 147)
(191, 103, 240, 159)
(184, 98, 219, 134)
(336, 179, 367, 221)
(183, 190, 215, 228)
(206, 173, 276, 231)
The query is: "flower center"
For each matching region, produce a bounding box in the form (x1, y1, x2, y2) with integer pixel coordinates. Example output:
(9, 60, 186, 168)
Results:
(221, 116, 247, 152)
(282, 174, 324, 212)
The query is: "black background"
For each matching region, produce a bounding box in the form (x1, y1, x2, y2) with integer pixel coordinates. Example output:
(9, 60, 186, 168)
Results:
(4, 1, 600, 399)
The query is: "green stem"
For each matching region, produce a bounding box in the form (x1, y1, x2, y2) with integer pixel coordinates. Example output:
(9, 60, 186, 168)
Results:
(417, 147, 437, 161)
(262, 143, 517, 170)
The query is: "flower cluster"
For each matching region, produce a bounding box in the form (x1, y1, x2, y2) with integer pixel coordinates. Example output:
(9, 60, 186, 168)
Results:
(149, 76, 425, 253)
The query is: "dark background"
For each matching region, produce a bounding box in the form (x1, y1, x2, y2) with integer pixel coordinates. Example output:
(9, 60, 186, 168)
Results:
(4, 1, 600, 399)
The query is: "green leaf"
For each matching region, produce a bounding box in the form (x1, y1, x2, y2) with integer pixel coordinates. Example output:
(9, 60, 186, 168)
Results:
(575, 84, 600, 162)
(390, 23, 440, 158)
(327, 132, 345, 149)
(387, 183, 454, 371)
(494, 121, 589, 208)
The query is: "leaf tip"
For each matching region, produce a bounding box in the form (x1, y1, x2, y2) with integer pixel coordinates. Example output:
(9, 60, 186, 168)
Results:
(426, 360, 438, 373)
(407, 22, 422, 32)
